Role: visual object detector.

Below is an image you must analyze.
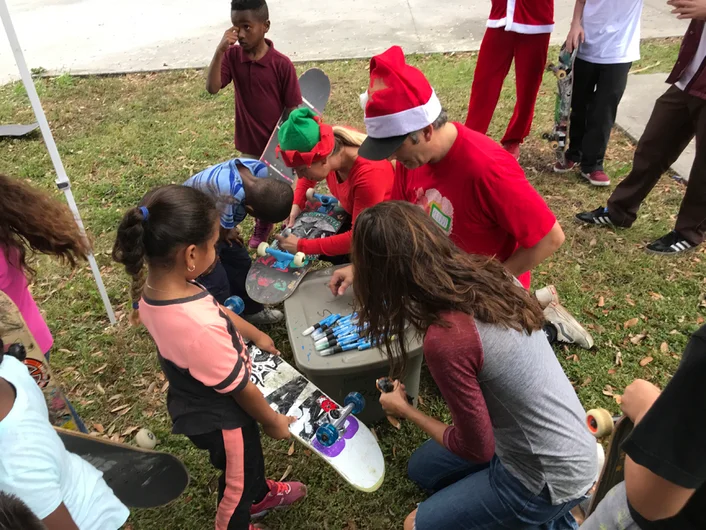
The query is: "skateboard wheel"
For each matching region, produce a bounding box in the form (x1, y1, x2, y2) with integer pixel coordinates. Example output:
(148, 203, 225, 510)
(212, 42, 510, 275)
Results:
(224, 295, 245, 315)
(550, 141, 559, 150)
(344, 392, 365, 415)
(293, 252, 306, 267)
(586, 408, 614, 438)
(306, 188, 316, 201)
(257, 242, 270, 257)
(557, 69, 567, 79)
(316, 423, 339, 447)
(135, 428, 158, 449)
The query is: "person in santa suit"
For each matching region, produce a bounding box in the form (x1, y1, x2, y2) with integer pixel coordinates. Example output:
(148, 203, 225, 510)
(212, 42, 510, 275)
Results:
(465, 0, 554, 160)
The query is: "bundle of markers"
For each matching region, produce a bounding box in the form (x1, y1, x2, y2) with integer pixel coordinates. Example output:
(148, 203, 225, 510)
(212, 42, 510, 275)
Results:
(302, 313, 378, 357)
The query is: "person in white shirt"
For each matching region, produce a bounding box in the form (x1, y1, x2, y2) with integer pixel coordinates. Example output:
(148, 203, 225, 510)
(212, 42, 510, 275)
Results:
(554, 0, 644, 187)
(0, 343, 129, 530)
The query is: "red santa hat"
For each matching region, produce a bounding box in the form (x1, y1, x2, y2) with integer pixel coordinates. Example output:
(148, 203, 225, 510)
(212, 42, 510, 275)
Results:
(359, 46, 442, 160)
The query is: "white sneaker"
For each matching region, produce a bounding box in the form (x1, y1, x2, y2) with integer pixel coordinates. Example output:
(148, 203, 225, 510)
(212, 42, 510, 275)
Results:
(543, 302, 594, 349)
(535, 285, 559, 309)
(243, 308, 284, 325)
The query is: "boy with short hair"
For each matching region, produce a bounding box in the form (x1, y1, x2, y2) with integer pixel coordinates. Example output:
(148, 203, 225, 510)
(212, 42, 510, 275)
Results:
(206, 0, 302, 250)
(555, 0, 644, 186)
(184, 157, 293, 325)
(0, 493, 46, 530)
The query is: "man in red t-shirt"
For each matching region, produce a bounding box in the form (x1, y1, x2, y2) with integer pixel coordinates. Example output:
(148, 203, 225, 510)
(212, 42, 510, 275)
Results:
(333, 46, 593, 349)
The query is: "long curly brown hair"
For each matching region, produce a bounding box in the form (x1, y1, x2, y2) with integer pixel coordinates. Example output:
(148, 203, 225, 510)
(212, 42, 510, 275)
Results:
(0, 174, 90, 279)
(352, 201, 545, 379)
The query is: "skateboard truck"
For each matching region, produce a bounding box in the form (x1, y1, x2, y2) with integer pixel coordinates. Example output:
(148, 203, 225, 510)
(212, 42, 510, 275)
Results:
(306, 188, 339, 211)
(315, 392, 365, 447)
(257, 242, 307, 269)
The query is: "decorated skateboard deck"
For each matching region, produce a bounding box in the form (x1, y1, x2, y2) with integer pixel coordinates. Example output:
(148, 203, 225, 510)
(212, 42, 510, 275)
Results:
(249, 344, 385, 492)
(57, 427, 189, 508)
(0, 291, 86, 432)
(585, 408, 634, 516)
(260, 68, 331, 184)
(543, 43, 578, 164)
(246, 197, 349, 305)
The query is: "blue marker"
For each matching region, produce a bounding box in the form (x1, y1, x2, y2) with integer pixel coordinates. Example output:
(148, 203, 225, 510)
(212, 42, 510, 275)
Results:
(302, 314, 340, 336)
(320, 341, 365, 357)
(316, 333, 361, 351)
(313, 324, 356, 342)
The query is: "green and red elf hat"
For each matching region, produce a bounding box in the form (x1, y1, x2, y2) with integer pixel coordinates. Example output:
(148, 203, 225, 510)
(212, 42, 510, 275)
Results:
(276, 108, 335, 168)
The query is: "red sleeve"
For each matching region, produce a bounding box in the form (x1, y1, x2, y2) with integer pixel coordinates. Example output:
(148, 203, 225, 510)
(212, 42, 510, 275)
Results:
(281, 58, 302, 109)
(220, 47, 235, 89)
(478, 159, 556, 249)
(424, 313, 495, 463)
(188, 324, 250, 395)
(293, 178, 316, 210)
(391, 163, 407, 201)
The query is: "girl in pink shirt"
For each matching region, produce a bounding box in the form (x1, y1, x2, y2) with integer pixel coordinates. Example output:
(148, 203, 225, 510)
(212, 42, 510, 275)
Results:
(0, 174, 89, 356)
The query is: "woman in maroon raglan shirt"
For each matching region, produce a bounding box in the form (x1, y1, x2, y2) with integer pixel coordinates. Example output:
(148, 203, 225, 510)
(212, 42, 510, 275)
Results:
(349, 202, 597, 530)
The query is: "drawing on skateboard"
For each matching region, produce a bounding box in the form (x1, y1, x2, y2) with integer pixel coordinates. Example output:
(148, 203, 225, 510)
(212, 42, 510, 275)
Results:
(57, 427, 189, 508)
(246, 191, 349, 305)
(585, 408, 634, 516)
(0, 291, 87, 432)
(260, 68, 331, 184)
(248, 344, 385, 492)
(543, 43, 579, 164)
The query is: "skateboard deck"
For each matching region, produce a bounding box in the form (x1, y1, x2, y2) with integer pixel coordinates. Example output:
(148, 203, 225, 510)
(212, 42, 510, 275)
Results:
(585, 409, 634, 516)
(248, 344, 385, 492)
(260, 68, 331, 184)
(56, 427, 189, 508)
(543, 43, 578, 164)
(246, 199, 349, 305)
(0, 291, 86, 432)
(0, 122, 39, 137)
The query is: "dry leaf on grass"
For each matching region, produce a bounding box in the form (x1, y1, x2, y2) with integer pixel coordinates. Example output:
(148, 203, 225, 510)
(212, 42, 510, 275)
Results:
(649, 292, 664, 300)
(630, 334, 647, 345)
(122, 426, 139, 437)
(108, 394, 122, 403)
(93, 423, 105, 433)
(608, 369, 616, 375)
(304, 450, 312, 457)
(615, 351, 623, 366)
(624, 318, 640, 329)
(698, 315, 705, 325)
(625, 295, 635, 307)
(279, 465, 292, 482)
(589, 238, 597, 247)
(117, 406, 133, 416)
(287, 442, 295, 456)
(613, 395, 623, 405)
(92, 363, 108, 374)
(161, 381, 169, 393)
(660, 342, 669, 354)
(581, 377, 592, 387)
(597, 296, 605, 308)
(639, 356, 654, 367)
(110, 404, 130, 413)
(95, 383, 105, 395)
(602, 385, 614, 396)
(387, 416, 402, 430)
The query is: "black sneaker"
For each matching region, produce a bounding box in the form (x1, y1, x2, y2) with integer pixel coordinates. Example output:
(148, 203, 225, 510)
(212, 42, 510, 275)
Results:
(646, 231, 697, 255)
(576, 206, 617, 227)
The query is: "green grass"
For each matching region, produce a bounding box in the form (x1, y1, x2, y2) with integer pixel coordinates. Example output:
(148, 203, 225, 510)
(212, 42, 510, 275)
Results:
(1, 38, 704, 530)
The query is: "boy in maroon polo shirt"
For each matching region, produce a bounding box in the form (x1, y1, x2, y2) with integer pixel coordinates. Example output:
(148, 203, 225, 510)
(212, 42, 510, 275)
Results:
(206, 0, 302, 249)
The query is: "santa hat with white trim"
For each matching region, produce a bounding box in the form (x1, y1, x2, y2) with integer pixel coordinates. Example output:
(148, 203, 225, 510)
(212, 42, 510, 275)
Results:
(359, 46, 442, 161)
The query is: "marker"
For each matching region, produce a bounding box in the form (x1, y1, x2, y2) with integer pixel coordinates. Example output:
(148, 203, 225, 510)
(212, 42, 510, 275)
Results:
(313, 323, 356, 342)
(315, 329, 358, 346)
(319, 341, 365, 357)
(358, 334, 397, 350)
(302, 314, 340, 336)
(316, 334, 361, 351)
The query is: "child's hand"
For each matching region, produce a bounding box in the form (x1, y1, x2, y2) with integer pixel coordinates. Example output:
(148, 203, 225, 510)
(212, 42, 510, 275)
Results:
(565, 23, 584, 53)
(263, 413, 296, 440)
(275, 233, 299, 254)
(379, 380, 413, 419)
(218, 26, 239, 53)
(620, 379, 661, 424)
(669, 0, 706, 20)
(284, 205, 302, 228)
(255, 332, 281, 356)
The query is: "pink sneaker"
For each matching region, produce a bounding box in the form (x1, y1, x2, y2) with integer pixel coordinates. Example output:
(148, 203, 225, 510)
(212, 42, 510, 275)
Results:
(248, 219, 274, 249)
(502, 141, 520, 160)
(553, 159, 577, 173)
(251, 480, 307, 519)
(581, 170, 611, 187)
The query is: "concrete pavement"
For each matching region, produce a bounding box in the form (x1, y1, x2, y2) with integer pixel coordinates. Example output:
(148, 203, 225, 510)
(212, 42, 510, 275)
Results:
(0, 0, 688, 84)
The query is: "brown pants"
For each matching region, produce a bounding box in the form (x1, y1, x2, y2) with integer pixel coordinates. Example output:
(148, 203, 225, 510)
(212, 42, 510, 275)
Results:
(607, 85, 706, 244)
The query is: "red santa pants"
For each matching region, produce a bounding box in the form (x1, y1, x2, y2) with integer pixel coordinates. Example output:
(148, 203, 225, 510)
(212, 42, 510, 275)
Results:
(465, 28, 551, 145)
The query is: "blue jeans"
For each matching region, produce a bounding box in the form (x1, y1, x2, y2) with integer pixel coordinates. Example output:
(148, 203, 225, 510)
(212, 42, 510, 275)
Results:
(410, 440, 583, 530)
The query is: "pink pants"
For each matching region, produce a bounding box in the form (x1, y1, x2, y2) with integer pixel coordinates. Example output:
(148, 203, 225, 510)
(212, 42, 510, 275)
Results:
(465, 28, 550, 145)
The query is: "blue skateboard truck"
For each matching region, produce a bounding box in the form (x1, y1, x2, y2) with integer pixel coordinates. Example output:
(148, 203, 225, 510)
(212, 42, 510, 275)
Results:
(257, 242, 307, 269)
(306, 188, 339, 211)
(315, 391, 365, 447)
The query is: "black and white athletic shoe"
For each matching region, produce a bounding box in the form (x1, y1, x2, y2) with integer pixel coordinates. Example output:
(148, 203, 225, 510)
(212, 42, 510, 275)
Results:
(575, 206, 618, 227)
(646, 231, 697, 255)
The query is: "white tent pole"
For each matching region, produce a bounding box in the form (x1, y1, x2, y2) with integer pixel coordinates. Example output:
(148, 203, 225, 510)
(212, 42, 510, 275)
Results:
(1, 0, 116, 324)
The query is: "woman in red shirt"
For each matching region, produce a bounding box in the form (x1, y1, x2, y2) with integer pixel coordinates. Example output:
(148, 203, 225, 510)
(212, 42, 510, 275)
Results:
(274, 108, 394, 262)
